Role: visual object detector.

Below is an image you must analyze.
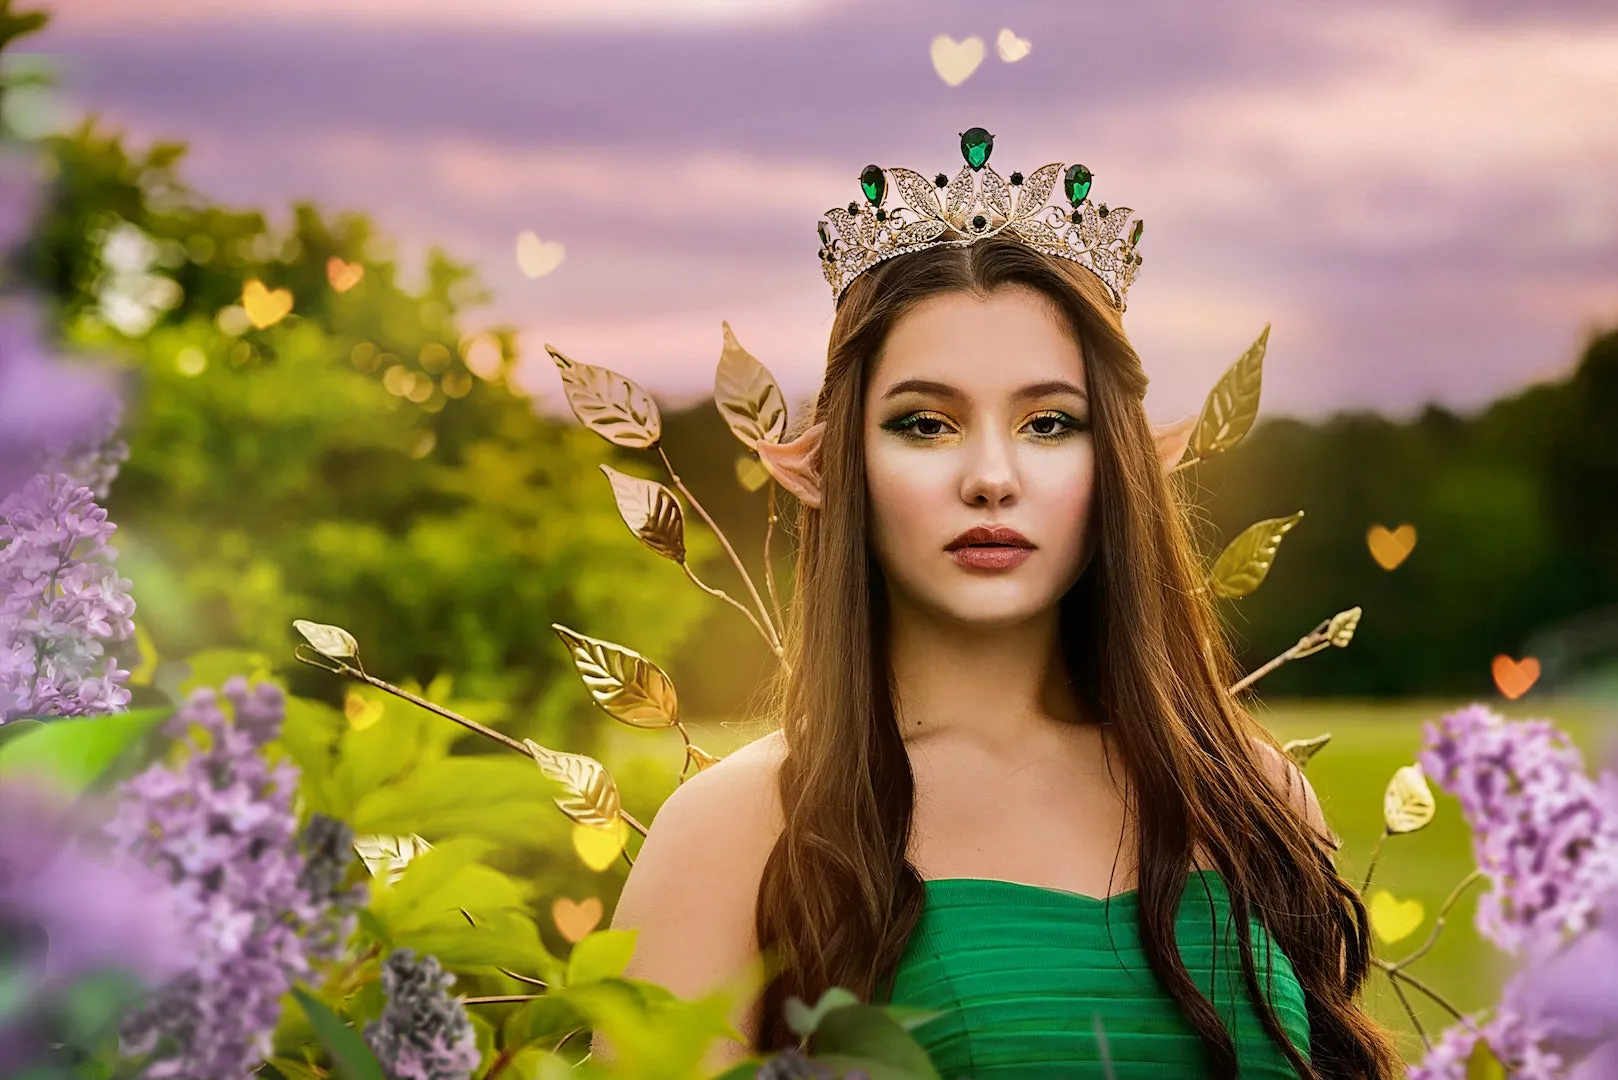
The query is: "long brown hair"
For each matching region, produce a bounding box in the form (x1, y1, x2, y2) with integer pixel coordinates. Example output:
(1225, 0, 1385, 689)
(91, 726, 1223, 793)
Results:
(752, 235, 1400, 1078)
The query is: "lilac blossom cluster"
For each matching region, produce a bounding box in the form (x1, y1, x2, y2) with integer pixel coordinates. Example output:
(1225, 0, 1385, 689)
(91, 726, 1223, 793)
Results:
(1409, 703, 1618, 1079)
(0, 774, 188, 1073)
(0, 469, 136, 722)
(364, 948, 482, 1080)
(105, 677, 366, 1079)
(1417, 703, 1618, 955)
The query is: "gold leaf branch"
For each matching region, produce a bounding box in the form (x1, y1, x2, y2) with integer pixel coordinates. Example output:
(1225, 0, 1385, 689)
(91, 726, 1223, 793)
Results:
(548, 344, 786, 658)
(1228, 607, 1362, 696)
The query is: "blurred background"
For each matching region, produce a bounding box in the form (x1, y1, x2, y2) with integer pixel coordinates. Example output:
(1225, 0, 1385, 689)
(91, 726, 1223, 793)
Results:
(7, 0, 1618, 1057)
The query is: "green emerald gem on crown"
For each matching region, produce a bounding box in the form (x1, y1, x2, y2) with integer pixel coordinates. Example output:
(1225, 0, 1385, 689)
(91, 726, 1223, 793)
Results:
(960, 127, 993, 170)
(859, 164, 886, 205)
(1064, 164, 1093, 206)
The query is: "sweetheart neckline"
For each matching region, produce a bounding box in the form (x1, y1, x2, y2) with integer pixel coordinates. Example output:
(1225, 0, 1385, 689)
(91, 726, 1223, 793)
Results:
(920, 867, 1222, 905)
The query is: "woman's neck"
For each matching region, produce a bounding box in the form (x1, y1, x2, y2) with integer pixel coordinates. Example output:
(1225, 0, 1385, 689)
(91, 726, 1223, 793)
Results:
(885, 598, 1090, 752)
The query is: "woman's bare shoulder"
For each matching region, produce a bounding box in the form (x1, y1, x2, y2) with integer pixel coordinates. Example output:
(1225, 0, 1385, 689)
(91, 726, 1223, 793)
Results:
(600, 728, 786, 1065)
(609, 727, 786, 977)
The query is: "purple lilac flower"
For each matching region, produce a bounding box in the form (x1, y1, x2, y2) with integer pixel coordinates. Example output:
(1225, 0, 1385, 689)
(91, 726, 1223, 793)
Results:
(1417, 703, 1618, 956)
(105, 678, 365, 1079)
(1411, 704, 1618, 1078)
(0, 773, 189, 1074)
(0, 470, 136, 722)
(364, 948, 482, 1080)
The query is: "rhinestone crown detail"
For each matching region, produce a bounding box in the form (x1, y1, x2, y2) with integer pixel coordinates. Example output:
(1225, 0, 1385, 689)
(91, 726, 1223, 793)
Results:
(817, 126, 1144, 311)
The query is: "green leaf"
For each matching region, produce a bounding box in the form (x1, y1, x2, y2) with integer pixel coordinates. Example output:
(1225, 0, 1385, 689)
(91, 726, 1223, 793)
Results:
(0, 718, 44, 750)
(0, 707, 172, 793)
(290, 985, 385, 1080)
(565, 929, 637, 986)
(815, 1003, 941, 1080)
(784, 986, 859, 1039)
(503, 994, 587, 1047)
(264, 1058, 327, 1080)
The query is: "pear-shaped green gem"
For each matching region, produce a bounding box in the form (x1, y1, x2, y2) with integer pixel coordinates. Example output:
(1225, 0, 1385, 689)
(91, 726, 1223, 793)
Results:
(1063, 165, 1093, 206)
(960, 127, 993, 170)
(817, 222, 831, 247)
(859, 164, 886, 205)
(1130, 219, 1144, 246)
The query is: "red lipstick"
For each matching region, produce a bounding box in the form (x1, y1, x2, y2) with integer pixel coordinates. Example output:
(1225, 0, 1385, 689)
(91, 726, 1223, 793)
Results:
(945, 524, 1035, 571)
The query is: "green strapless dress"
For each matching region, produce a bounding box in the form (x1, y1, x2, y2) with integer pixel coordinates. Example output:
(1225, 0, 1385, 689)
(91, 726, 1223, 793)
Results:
(883, 869, 1311, 1078)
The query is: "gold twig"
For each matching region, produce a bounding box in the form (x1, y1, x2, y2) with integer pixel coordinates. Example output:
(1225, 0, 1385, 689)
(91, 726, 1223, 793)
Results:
(498, 967, 549, 988)
(292, 647, 648, 841)
(681, 564, 780, 659)
(1228, 618, 1344, 696)
(1375, 962, 1473, 1027)
(763, 481, 785, 632)
(1386, 973, 1431, 1051)
(1391, 869, 1484, 971)
(464, 994, 545, 1005)
(659, 447, 781, 649)
(1360, 830, 1389, 894)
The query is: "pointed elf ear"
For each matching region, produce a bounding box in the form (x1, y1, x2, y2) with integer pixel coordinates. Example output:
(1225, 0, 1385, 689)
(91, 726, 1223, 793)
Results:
(1151, 414, 1197, 476)
(754, 421, 826, 508)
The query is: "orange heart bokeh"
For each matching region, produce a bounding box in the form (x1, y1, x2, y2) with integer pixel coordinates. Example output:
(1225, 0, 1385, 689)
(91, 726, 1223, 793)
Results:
(1367, 523, 1417, 570)
(1492, 654, 1540, 700)
(552, 896, 603, 943)
(327, 257, 365, 293)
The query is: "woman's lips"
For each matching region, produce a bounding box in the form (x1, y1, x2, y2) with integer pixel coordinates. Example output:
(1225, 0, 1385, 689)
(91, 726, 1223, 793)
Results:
(948, 545, 1032, 570)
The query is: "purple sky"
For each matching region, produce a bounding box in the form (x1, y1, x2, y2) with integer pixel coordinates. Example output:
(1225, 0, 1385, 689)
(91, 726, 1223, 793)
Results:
(28, 0, 1618, 425)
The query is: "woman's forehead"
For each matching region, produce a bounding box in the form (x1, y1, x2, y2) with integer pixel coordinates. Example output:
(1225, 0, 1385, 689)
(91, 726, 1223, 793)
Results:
(870, 288, 1086, 397)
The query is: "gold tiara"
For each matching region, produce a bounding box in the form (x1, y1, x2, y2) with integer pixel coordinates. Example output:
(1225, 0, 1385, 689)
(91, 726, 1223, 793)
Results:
(816, 126, 1144, 311)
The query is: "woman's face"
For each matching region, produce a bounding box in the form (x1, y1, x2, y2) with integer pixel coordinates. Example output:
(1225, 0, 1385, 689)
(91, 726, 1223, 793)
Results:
(863, 284, 1098, 629)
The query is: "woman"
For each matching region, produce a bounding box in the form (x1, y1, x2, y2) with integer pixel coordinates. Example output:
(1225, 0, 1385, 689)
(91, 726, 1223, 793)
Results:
(601, 129, 1400, 1078)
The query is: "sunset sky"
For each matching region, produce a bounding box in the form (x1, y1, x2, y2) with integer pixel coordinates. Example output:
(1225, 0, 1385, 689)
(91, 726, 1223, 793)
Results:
(27, 0, 1618, 424)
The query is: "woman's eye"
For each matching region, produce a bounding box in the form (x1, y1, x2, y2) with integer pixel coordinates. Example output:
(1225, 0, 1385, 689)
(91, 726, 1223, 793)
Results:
(883, 410, 1085, 440)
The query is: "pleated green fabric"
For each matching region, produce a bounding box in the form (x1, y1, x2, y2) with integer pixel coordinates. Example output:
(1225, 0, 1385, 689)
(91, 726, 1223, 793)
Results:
(884, 870, 1311, 1079)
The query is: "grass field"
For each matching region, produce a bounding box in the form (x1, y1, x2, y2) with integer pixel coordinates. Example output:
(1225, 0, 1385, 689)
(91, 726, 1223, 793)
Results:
(618, 694, 1617, 1065)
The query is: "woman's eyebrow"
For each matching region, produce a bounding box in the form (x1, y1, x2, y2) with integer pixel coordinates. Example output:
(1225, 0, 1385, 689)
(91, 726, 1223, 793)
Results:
(879, 378, 1087, 402)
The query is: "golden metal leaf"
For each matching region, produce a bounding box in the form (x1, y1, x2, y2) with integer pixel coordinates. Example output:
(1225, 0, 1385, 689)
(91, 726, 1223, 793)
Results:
(547, 344, 662, 449)
(352, 832, 433, 886)
(293, 619, 360, 660)
(1191, 325, 1268, 460)
(1282, 732, 1332, 770)
(714, 321, 788, 448)
(1326, 607, 1362, 647)
(1208, 511, 1305, 599)
(685, 744, 721, 774)
(523, 737, 622, 828)
(1383, 764, 1436, 835)
(550, 623, 680, 729)
(599, 464, 685, 563)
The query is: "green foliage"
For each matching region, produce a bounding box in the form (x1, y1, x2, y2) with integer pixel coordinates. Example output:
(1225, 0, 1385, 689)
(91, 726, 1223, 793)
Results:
(290, 986, 385, 1080)
(0, 706, 172, 792)
(25, 118, 718, 761)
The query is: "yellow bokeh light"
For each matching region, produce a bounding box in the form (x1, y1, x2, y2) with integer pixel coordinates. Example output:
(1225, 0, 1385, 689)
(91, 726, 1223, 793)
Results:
(419, 342, 451, 373)
(459, 332, 504, 381)
(175, 347, 207, 377)
(382, 364, 414, 396)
